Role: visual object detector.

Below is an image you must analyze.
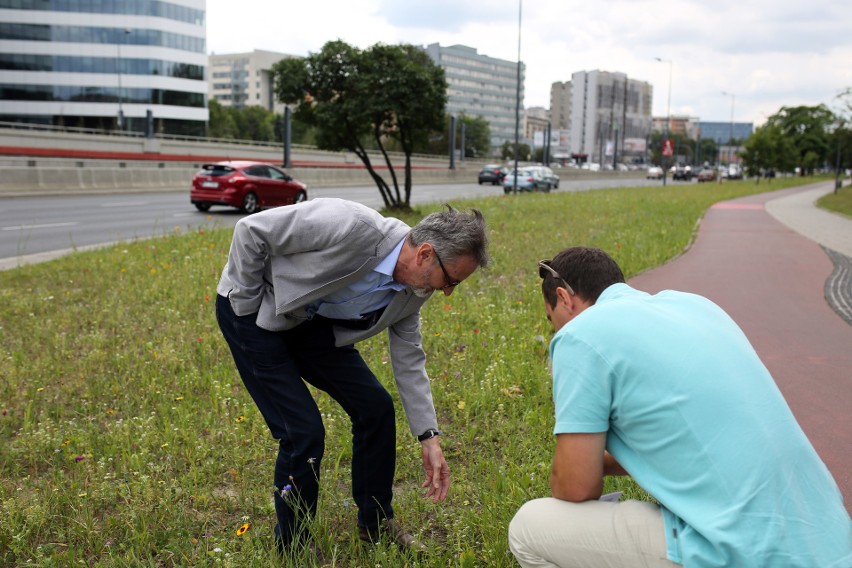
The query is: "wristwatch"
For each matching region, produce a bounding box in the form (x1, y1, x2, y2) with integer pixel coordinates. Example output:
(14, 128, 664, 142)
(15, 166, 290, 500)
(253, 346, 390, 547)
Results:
(417, 428, 442, 442)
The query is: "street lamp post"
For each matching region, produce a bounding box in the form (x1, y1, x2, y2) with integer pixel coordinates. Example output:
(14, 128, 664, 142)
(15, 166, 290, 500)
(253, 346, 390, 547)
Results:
(116, 28, 131, 131)
(512, 0, 522, 194)
(721, 91, 735, 166)
(655, 57, 672, 186)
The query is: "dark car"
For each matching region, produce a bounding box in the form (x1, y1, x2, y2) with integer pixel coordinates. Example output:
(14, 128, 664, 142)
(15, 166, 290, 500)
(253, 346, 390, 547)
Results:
(478, 164, 507, 185)
(672, 165, 693, 181)
(191, 161, 307, 214)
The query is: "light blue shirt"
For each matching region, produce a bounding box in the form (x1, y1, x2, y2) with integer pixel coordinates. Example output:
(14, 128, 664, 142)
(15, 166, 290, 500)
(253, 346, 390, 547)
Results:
(550, 283, 851, 567)
(309, 237, 406, 320)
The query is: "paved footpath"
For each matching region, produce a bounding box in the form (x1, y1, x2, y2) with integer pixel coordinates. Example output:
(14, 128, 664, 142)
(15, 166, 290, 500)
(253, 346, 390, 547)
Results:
(630, 180, 852, 513)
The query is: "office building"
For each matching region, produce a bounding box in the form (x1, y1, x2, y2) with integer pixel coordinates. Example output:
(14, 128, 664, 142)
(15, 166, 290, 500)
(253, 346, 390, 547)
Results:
(567, 70, 653, 165)
(208, 49, 296, 113)
(697, 121, 754, 143)
(423, 43, 524, 152)
(0, 0, 207, 135)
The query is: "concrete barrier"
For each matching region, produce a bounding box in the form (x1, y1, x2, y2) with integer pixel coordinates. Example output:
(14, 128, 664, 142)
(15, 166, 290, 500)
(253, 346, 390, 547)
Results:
(0, 126, 639, 196)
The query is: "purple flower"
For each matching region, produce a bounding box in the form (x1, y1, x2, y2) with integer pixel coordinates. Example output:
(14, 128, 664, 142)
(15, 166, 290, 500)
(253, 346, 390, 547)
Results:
(74, 455, 86, 462)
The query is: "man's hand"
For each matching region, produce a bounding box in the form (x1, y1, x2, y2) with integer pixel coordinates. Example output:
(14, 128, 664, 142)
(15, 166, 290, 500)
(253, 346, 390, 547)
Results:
(420, 437, 450, 503)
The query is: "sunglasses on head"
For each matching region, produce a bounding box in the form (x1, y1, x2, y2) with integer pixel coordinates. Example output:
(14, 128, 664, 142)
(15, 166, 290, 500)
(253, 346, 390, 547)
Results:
(538, 259, 575, 295)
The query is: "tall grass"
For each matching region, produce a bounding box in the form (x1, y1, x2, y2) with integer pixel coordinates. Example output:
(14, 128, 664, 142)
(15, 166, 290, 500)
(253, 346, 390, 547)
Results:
(0, 177, 813, 567)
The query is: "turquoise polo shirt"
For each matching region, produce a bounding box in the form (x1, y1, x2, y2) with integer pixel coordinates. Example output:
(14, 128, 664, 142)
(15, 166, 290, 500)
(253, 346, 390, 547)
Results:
(550, 283, 851, 567)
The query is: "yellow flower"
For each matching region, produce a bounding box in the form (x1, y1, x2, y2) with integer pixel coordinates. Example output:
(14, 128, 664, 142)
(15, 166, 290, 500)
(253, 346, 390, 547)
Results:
(235, 415, 245, 423)
(174, 396, 184, 401)
(236, 523, 251, 536)
(457, 401, 466, 410)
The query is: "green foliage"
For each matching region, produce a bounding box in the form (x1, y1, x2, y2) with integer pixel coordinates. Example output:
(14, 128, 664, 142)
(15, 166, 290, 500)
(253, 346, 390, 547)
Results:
(764, 104, 836, 174)
(273, 41, 448, 210)
(740, 122, 798, 177)
(500, 140, 531, 162)
(421, 114, 491, 159)
(0, 177, 815, 566)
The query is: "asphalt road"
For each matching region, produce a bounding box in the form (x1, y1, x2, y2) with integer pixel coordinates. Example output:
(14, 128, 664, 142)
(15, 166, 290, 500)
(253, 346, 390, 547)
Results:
(0, 177, 665, 269)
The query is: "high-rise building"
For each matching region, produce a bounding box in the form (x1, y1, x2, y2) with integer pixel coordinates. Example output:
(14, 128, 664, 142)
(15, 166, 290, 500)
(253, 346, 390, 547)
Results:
(0, 0, 207, 135)
(423, 43, 524, 152)
(208, 50, 296, 114)
(567, 70, 653, 165)
(550, 81, 571, 130)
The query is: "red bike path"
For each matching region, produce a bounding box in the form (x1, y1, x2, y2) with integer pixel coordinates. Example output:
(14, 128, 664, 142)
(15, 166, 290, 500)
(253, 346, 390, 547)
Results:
(629, 184, 852, 514)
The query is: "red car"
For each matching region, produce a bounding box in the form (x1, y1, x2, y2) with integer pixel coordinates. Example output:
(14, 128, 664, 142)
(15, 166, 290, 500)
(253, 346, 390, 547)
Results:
(191, 161, 308, 214)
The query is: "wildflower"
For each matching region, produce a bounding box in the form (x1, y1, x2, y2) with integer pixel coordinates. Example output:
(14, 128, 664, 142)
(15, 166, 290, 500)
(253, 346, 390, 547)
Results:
(235, 416, 245, 423)
(1, 409, 6, 416)
(78, 492, 87, 497)
(241, 515, 250, 522)
(174, 396, 184, 401)
(36, 387, 45, 392)
(197, 337, 203, 342)
(474, 328, 479, 334)
(236, 523, 251, 536)
(278, 484, 293, 499)
(213, 547, 222, 553)
(161, 443, 169, 448)
(307, 457, 316, 465)
(74, 455, 87, 462)
(457, 401, 466, 410)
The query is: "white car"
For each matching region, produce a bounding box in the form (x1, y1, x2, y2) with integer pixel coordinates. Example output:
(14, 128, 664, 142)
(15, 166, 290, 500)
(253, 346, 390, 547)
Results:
(646, 166, 663, 179)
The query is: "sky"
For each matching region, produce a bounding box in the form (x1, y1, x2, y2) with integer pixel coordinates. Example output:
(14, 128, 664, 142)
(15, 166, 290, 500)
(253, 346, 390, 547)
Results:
(205, 0, 852, 127)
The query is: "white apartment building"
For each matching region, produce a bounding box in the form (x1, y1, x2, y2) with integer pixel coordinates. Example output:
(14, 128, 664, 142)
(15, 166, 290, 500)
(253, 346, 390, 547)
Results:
(423, 43, 524, 152)
(208, 49, 296, 114)
(565, 70, 653, 165)
(0, 0, 208, 135)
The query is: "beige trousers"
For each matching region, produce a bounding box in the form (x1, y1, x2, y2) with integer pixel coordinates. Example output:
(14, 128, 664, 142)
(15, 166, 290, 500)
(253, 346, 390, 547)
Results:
(508, 498, 681, 568)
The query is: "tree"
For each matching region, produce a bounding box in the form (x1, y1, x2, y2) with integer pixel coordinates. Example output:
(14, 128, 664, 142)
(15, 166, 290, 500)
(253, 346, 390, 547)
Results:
(207, 99, 238, 139)
(764, 105, 835, 175)
(273, 40, 447, 211)
(500, 140, 531, 162)
(740, 123, 796, 181)
(419, 114, 491, 158)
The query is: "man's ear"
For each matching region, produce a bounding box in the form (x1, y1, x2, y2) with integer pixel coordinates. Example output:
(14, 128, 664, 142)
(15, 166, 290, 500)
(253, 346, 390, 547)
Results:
(414, 243, 432, 266)
(555, 286, 575, 313)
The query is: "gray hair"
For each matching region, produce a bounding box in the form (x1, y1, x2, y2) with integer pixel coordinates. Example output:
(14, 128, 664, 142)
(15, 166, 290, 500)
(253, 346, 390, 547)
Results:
(408, 204, 489, 268)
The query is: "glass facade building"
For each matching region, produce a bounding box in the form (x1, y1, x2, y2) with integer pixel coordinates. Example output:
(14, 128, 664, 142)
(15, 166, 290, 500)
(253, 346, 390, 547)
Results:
(697, 121, 754, 144)
(423, 43, 524, 152)
(0, 0, 208, 135)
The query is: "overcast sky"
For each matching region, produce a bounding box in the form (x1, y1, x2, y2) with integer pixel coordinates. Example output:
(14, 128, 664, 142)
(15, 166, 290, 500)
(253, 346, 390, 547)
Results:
(206, 0, 852, 126)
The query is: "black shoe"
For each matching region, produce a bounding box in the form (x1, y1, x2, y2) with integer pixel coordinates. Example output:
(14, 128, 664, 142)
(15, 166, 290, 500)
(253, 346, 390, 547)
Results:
(358, 518, 427, 552)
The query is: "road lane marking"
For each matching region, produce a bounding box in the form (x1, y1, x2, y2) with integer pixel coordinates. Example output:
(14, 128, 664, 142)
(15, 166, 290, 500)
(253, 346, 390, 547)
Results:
(101, 201, 149, 207)
(2, 222, 78, 231)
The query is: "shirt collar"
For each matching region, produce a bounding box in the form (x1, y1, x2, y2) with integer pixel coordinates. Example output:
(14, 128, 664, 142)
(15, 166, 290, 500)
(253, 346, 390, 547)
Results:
(374, 236, 406, 278)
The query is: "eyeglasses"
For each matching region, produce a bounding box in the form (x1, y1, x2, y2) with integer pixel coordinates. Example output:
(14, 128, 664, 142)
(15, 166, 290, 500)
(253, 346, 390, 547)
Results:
(538, 259, 575, 295)
(433, 247, 462, 289)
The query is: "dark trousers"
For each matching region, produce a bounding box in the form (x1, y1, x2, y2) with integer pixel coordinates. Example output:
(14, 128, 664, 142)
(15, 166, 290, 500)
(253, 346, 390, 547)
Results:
(215, 295, 396, 546)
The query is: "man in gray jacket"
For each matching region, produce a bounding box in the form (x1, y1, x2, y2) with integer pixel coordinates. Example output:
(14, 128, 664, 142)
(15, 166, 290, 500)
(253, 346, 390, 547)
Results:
(215, 198, 489, 554)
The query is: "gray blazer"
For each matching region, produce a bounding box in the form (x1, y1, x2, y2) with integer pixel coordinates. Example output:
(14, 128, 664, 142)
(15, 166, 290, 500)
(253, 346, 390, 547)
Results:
(217, 198, 437, 435)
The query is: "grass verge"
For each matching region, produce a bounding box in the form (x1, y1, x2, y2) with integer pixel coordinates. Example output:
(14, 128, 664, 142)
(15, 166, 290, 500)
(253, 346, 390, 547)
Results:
(0, 176, 816, 567)
(816, 181, 852, 217)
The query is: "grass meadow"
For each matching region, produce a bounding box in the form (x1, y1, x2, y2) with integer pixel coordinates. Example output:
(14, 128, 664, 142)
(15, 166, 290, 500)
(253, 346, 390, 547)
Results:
(0, 176, 820, 567)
